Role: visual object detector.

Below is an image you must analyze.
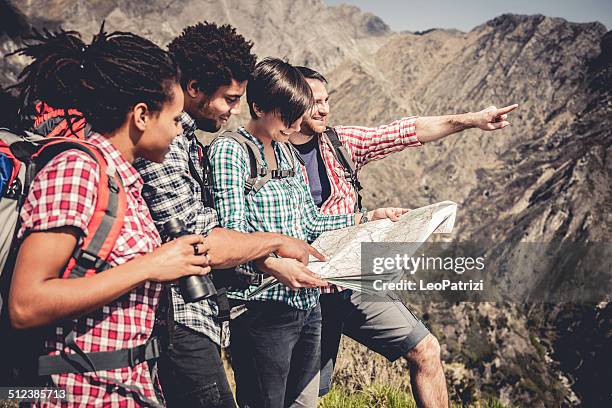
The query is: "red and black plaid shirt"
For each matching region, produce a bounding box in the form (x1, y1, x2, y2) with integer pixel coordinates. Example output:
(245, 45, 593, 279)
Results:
(19, 133, 163, 407)
(315, 117, 421, 293)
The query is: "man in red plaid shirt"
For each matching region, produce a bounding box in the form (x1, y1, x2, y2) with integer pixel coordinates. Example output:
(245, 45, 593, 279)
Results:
(290, 67, 518, 407)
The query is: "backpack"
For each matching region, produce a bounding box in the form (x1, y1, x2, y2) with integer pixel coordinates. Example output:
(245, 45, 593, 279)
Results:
(32, 101, 92, 140)
(0, 128, 160, 387)
(182, 130, 304, 313)
(323, 127, 363, 211)
(201, 130, 304, 209)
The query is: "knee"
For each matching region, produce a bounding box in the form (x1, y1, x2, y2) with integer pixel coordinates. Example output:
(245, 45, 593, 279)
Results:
(406, 334, 441, 369)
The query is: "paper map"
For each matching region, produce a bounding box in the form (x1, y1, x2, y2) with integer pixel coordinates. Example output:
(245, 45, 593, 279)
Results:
(248, 201, 457, 297)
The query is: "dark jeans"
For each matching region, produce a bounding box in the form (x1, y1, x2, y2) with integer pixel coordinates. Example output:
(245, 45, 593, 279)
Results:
(230, 301, 322, 408)
(158, 323, 236, 408)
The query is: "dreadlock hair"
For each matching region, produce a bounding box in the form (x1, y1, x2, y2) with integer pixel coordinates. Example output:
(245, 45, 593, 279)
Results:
(168, 21, 256, 96)
(247, 57, 314, 127)
(9, 23, 180, 134)
(295, 66, 328, 84)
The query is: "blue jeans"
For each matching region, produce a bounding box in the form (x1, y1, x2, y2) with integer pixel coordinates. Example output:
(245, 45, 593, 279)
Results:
(230, 301, 322, 408)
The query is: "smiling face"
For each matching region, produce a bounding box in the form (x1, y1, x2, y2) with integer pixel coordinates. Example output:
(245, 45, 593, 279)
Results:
(300, 78, 329, 135)
(185, 78, 247, 132)
(255, 109, 303, 143)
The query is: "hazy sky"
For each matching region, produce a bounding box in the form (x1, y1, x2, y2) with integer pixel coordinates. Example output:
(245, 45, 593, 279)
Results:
(324, 0, 611, 32)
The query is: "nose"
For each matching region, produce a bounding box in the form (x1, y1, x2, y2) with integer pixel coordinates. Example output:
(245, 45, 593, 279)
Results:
(230, 101, 241, 116)
(320, 101, 329, 115)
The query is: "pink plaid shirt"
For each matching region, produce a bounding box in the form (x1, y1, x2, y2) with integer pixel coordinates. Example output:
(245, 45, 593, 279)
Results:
(316, 117, 421, 293)
(19, 133, 163, 407)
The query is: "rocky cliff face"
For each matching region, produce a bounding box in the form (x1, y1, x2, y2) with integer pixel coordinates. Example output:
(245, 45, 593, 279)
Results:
(328, 14, 611, 408)
(1, 1, 609, 406)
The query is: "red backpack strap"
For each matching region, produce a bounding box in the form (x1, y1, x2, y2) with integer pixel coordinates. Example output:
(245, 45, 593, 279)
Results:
(32, 138, 127, 278)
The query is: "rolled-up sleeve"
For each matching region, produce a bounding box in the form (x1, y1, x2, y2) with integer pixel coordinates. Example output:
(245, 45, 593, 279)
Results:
(335, 117, 421, 169)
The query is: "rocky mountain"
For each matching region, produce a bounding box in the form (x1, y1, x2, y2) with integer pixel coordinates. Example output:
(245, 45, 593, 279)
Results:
(1, 1, 610, 406)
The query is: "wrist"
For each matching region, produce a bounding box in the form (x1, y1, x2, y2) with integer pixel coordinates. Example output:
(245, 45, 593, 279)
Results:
(265, 233, 285, 253)
(256, 255, 278, 275)
(461, 112, 477, 129)
(359, 208, 370, 224)
(129, 254, 154, 282)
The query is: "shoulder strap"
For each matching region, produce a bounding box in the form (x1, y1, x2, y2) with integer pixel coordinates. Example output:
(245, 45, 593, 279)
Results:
(185, 138, 215, 207)
(323, 127, 363, 210)
(324, 127, 357, 175)
(215, 131, 269, 195)
(32, 138, 127, 278)
(278, 142, 304, 169)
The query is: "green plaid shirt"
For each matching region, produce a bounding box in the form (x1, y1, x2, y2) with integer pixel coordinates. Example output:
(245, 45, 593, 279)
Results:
(209, 127, 354, 309)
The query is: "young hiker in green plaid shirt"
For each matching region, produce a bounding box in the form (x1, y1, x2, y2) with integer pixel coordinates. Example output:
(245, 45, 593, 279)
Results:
(209, 58, 405, 408)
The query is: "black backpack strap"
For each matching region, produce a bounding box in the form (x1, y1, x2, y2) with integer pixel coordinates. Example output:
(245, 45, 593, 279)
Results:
(37, 337, 161, 375)
(185, 138, 216, 207)
(38, 334, 164, 407)
(215, 287, 231, 322)
(323, 127, 363, 211)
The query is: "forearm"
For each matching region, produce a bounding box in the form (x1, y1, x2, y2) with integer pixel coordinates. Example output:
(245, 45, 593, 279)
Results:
(205, 228, 283, 268)
(306, 212, 354, 241)
(336, 117, 420, 167)
(415, 113, 476, 143)
(10, 257, 151, 329)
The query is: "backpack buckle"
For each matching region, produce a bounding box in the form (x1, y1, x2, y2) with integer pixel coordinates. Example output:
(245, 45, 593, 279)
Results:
(5, 178, 22, 199)
(271, 169, 295, 179)
(73, 247, 108, 271)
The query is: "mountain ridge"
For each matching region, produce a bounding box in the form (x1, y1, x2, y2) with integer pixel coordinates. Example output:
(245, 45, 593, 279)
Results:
(1, 2, 610, 406)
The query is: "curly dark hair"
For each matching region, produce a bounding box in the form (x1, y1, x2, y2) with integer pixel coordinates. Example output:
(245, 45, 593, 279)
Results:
(10, 24, 180, 134)
(168, 21, 256, 95)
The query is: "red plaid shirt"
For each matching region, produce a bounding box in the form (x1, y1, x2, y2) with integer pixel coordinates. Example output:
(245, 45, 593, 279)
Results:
(19, 133, 163, 407)
(315, 117, 421, 293)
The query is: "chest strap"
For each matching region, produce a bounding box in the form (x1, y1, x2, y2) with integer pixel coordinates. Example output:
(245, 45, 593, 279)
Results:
(38, 337, 161, 375)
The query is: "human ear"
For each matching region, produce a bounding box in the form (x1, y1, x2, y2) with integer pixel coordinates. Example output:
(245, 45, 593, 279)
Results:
(187, 80, 199, 98)
(252, 103, 264, 118)
(132, 103, 149, 132)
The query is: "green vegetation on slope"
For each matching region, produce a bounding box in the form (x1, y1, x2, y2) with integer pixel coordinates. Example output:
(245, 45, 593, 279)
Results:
(318, 384, 512, 408)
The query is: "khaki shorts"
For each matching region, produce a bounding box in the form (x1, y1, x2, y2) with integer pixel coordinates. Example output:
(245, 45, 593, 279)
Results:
(318, 289, 430, 396)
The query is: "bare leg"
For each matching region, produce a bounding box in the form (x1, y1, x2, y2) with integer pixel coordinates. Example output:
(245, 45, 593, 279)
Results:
(405, 334, 449, 408)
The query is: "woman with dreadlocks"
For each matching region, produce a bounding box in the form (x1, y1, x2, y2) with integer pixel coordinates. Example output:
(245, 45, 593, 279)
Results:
(7, 26, 211, 407)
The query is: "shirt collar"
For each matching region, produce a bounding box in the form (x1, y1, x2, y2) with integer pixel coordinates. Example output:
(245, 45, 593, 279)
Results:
(237, 126, 263, 149)
(87, 132, 143, 189)
(179, 112, 198, 140)
(238, 126, 290, 167)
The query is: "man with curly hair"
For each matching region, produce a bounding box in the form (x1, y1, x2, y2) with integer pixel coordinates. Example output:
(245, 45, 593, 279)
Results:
(135, 23, 326, 408)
